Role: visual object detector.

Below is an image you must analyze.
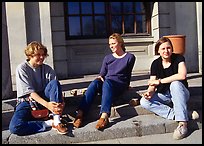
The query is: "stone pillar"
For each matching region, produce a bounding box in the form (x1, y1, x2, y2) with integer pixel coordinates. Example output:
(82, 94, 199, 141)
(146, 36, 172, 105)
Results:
(196, 2, 202, 73)
(5, 2, 27, 91)
(2, 2, 13, 99)
(38, 2, 54, 68)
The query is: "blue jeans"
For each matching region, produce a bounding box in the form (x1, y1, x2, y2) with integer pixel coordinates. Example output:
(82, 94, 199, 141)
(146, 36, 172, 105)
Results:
(9, 79, 63, 136)
(140, 81, 190, 121)
(78, 79, 128, 117)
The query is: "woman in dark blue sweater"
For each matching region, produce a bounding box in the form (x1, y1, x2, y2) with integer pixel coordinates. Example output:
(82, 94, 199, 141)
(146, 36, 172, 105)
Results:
(73, 33, 136, 130)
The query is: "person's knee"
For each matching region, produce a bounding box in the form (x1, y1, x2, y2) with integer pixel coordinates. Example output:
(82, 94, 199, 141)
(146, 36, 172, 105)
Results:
(49, 79, 60, 86)
(9, 123, 24, 136)
(170, 81, 182, 91)
(140, 97, 150, 109)
(93, 79, 100, 84)
(103, 79, 112, 88)
(90, 79, 102, 87)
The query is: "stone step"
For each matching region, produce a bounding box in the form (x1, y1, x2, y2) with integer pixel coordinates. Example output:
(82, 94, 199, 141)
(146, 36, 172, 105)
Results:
(5, 113, 202, 144)
(64, 96, 202, 119)
(2, 94, 202, 132)
(2, 72, 202, 144)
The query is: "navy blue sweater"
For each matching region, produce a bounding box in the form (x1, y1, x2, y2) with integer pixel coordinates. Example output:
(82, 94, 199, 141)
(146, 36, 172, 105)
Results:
(99, 52, 136, 87)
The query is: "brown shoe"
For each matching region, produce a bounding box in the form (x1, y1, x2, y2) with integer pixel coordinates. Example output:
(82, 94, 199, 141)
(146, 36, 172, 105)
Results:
(52, 123, 68, 135)
(73, 116, 83, 128)
(129, 98, 140, 106)
(95, 118, 109, 130)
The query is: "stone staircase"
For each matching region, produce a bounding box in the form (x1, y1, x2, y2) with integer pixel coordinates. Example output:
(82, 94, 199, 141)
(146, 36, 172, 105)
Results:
(2, 72, 202, 144)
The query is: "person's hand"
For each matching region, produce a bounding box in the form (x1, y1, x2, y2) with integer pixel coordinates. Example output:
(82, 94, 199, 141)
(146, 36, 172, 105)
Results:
(128, 86, 133, 90)
(142, 91, 154, 100)
(47, 101, 64, 115)
(97, 76, 104, 82)
(57, 102, 65, 115)
(148, 79, 160, 86)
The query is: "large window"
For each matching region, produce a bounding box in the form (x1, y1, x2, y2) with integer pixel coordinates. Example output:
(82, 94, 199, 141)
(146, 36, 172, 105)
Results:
(64, 2, 151, 39)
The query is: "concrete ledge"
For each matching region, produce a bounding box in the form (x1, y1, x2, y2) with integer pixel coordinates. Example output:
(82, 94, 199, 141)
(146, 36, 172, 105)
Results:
(2, 72, 202, 144)
(2, 95, 202, 132)
(5, 114, 202, 144)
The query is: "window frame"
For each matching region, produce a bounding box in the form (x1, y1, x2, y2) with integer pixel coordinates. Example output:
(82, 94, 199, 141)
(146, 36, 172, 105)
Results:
(64, 2, 152, 40)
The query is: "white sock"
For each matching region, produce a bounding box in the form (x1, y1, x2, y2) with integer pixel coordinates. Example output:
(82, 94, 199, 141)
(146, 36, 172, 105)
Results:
(53, 115, 61, 126)
(44, 119, 53, 127)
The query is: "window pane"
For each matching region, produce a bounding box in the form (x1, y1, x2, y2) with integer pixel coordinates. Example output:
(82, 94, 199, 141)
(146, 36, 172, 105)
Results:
(112, 16, 122, 33)
(135, 2, 145, 13)
(82, 16, 93, 35)
(68, 2, 79, 14)
(124, 15, 134, 33)
(95, 16, 107, 35)
(123, 2, 133, 13)
(136, 15, 146, 33)
(94, 2, 105, 14)
(65, 2, 150, 39)
(81, 2, 92, 14)
(111, 2, 121, 14)
(68, 17, 81, 36)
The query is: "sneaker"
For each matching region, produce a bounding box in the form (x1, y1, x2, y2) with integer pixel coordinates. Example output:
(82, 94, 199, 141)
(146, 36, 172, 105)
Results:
(73, 116, 83, 128)
(188, 111, 199, 120)
(95, 118, 109, 130)
(173, 124, 188, 140)
(52, 123, 68, 135)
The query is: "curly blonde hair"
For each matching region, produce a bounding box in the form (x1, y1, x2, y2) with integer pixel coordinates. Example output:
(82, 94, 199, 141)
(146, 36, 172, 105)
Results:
(24, 41, 48, 60)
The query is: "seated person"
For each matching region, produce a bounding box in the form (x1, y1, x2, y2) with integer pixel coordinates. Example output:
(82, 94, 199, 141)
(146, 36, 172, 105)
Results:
(9, 41, 68, 136)
(140, 37, 199, 140)
(73, 33, 136, 130)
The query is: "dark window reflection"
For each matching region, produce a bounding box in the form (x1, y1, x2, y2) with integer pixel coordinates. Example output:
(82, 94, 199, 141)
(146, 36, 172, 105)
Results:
(123, 2, 133, 13)
(94, 2, 105, 14)
(82, 16, 93, 35)
(81, 2, 92, 14)
(65, 2, 150, 39)
(111, 2, 121, 14)
(135, 2, 145, 13)
(95, 16, 107, 35)
(125, 15, 134, 33)
(68, 17, 81, 36)
(136, 15, 146, 33)
(68, 2, 79, 14)
(112, 16, 122, 34)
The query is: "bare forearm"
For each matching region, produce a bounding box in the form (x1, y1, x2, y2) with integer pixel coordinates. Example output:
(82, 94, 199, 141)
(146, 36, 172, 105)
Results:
(147, 85, 155, 92)
(160, 73, 186, 84)
(30, 92, 48, 108)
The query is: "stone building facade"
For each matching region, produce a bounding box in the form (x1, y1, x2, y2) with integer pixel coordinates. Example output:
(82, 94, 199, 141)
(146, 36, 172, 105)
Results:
(2, 2, 202, 99)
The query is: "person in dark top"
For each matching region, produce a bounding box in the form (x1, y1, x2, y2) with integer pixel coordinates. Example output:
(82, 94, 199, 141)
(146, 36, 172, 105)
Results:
(140, 37, 199, 140)
(73, 33, 136, 130)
